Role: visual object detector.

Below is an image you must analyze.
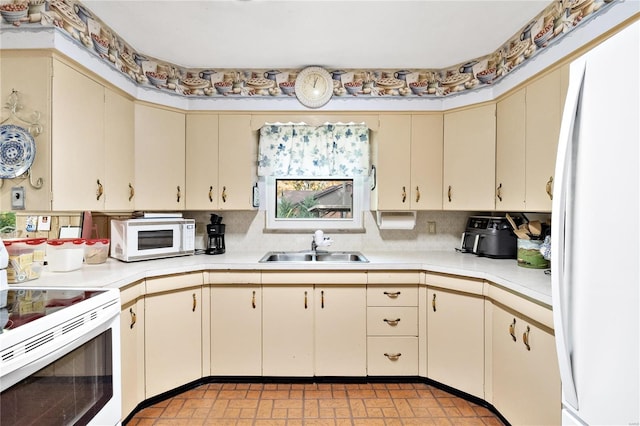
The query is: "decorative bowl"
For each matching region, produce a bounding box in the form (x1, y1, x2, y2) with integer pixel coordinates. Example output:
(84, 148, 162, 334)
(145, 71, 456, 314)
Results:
(476, 68, 497, 84)
(91, 33, 109, 56)
(214, 81, 232, 95)
(146, 71, 168, 87)
(344, 81, 363, 95)
(534, 24, 554, 48)
(279, 81, 295, 95)
(0, 3, 28, 23)
(409, 81, 428, 95)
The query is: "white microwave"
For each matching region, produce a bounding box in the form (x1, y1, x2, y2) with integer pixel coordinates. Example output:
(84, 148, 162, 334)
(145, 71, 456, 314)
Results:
(110, 218, 195, 262)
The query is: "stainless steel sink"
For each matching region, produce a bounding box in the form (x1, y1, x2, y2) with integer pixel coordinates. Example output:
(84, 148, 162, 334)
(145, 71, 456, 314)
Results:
(259, 251, 368, 263)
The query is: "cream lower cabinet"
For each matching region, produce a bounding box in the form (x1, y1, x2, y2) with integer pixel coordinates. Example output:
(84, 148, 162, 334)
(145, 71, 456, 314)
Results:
(490, 296, 560, 425)
(314, 285, 367, 376)
(119, 281, 145, 421)
(144, 274, 203, 398)
(210, 273, 262, 376)
(262, 284, 315, 376)
(426, 274, 485, 399)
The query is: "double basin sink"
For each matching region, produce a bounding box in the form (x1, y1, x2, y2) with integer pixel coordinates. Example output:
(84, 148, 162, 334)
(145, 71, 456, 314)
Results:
(259, 251, 369, 263)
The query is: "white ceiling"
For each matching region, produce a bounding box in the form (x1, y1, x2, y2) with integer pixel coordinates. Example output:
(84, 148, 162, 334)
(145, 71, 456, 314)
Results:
(83, 0, 552, 70)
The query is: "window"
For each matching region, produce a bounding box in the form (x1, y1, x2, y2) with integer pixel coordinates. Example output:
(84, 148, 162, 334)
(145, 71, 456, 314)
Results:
(258, 122, 370, 231)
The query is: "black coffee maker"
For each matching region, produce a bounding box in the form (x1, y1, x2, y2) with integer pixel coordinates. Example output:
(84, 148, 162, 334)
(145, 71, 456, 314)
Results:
(206, 213, 226, 255)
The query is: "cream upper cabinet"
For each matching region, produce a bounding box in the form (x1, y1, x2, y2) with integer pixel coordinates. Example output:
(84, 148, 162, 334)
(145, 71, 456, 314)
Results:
(0, 53, 52, 211)
(426, 282, 485, 399)
(210, 283, 262, 376)
(134, 103, 186, 210)
(217, 114, 256, 210)
(314, 285, 367, 376)
(51, 60, 105, 211)
(443, 103, 496, 210)
(144, 276, 203, 398)
(119, 283, 145, 421)
(104, 88, 135, 211)
(491, 302, 561, 425)
(373, 114, 443, 210)
(262, 285, 314, 376)
(186, 113, 219, 210)
(525, 66, 569, 211)
(496, 88, 526, 211)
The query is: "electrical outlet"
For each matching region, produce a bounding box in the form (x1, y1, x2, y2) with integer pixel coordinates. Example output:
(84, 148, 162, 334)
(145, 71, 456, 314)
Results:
(427, 221, 436, 234)
(11, 186, 25, 210)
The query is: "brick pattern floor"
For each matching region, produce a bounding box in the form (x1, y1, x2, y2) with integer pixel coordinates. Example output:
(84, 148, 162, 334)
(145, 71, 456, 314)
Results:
(127, 382, 505, 425)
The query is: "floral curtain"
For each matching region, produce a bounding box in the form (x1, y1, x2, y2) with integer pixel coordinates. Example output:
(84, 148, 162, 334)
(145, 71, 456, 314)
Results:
(257, 123, 370, 177)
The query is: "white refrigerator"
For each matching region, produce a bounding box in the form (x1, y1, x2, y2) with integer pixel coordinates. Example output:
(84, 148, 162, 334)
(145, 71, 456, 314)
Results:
(551, 19, 639, 425)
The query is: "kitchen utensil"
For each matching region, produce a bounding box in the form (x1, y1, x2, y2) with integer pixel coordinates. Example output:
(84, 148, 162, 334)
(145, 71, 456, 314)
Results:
(514, 228, 530, 240)
(528, 220, 542, 236)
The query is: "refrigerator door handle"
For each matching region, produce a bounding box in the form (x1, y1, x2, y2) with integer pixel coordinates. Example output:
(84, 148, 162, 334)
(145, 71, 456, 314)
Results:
(551, 57, 586, 412)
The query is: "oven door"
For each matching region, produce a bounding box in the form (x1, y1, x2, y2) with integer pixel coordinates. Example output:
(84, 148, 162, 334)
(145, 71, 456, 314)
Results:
(0, 313, 121, 425)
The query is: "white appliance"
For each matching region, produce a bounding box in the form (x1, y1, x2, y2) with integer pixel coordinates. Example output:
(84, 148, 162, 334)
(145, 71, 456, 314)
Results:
(0, 239, 122, 425)
(551, 20, 639, 425)
(110, 217, 195, 262)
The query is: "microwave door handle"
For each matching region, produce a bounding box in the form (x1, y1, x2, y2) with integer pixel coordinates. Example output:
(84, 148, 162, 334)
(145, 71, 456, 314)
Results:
(460, 232, 466, 251)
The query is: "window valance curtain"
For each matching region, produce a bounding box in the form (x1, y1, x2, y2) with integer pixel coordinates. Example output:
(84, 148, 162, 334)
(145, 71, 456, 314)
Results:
(257, 123, 370, 177)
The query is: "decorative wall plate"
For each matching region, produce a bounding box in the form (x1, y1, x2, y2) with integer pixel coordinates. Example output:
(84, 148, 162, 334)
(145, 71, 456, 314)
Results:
(0, 124, 36, 179)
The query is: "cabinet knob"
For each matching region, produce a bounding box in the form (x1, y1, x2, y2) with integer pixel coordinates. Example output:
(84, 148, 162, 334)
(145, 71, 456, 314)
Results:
(208, 186, 213, 203)
(496, 183, 503, 202)
(383, 318, 401, 326)
(509, 318, 517, 342)
(129, 307, 136, 329)
(96, 179, 104, 201)
(523, 325, 531, 351)
(128, 183, 135, 202)
(546, 176, 554, 200)
(415, 186, 420, 203)
(384, 353, 402, 361)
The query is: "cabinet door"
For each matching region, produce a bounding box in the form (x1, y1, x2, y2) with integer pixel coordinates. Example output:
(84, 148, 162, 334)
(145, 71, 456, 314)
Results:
(443, 104, 496, 210)
(120, 297, 144, 420)
(427, 288, 484, 399)
(217, 115, 255, 210)
(145, 286, 202, 397)
(210, 285, 261, 375)
(314, 285, 366, 376)
(411, 114, 443, 209)
(104, 88, 135, 211)
(262, 285, 314, 376)
(525, 67, 567, 211)
(51, 60, 105, 211)
(491, 304, 561, 425)
(186, 114, 219, 210)
(496, 88, 526, 211)
(134, 104, 185, 210)
(374, 115, 412, 210)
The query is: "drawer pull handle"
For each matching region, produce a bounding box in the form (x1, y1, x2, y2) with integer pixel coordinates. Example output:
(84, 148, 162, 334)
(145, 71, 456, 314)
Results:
(304, 291, 308, 309)
(432, 293, 437, 312)
(546, 176, 554, 200)
(208, 185, 213, 203)
(383, 291, 401, 298)
(401, 186, 407, 203)
(251, 290, 256, 309)
(177, 185, 181, 203)
(321, 290, 325, 309)
(415, 186, 420, 203)
(192, 293, 197, 312)
(509, 318, 517, 342)
(128, 183, 135, 201)
(129, 307, 136, 329)
(496, 182, 503, 202)
(523, 326, 531, 351)
(448, 185, 452, 202)
(384, 353, 402, 361)
(222, 186, 227, 203)
(96, 179, 104, 201)
(383, 318, 401, 326)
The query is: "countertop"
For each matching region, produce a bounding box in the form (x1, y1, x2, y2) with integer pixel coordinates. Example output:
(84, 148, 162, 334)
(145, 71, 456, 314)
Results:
(14, 250, 553, 307)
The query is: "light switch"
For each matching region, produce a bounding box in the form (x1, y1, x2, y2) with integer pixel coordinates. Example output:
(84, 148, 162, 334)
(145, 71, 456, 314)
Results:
(11, 186, 25, 210)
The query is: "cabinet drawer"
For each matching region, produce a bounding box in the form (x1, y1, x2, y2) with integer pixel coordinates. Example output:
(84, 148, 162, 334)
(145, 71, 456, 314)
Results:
(367, 307, 418, 336)
(367, 337, 418, 376)
(367, 285, 418, 307)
